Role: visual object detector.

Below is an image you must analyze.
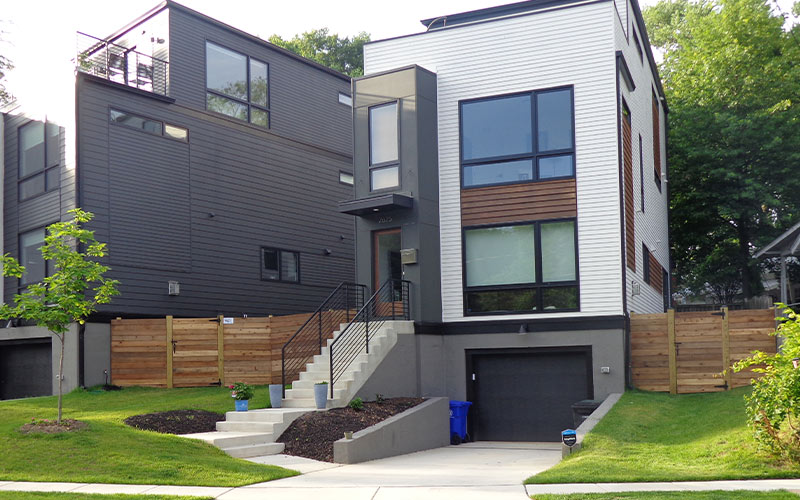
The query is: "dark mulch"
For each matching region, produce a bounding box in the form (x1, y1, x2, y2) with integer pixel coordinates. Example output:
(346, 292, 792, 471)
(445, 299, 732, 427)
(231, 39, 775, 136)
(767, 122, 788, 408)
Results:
(277, 397, 425, 462)
(19, 419, 88, 434)
(124, 409, 225, 434)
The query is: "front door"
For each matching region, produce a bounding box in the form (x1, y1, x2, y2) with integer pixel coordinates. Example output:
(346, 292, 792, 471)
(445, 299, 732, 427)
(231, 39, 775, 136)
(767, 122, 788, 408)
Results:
(372, 229, 402, 312)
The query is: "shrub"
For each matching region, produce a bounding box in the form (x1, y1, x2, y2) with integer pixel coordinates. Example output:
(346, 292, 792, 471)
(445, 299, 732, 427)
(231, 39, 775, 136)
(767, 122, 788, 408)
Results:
(349, 397, 364, 411)
(733, 304, 800, 461)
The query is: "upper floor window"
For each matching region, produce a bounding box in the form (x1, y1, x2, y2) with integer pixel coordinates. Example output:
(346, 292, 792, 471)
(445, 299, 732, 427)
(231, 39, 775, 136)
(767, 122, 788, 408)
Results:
(19, 121, 60, 201)
(461, 87, 574, 188)
(652, 91, 663, 191)
(206, 41, 270, 128)
(369, 101, 399, 191)
(110, 108, 188, 142)
(19, 227, 52, 286)
(261, 247, 299, 283)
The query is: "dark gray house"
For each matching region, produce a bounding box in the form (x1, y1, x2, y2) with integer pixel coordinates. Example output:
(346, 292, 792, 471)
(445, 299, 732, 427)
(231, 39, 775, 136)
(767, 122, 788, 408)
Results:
(0, 1, 355, 399)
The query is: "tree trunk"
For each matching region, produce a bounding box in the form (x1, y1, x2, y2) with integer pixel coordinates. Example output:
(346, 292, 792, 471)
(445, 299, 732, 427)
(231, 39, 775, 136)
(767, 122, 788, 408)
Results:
(738, 221, 753, 299)
(57, 332, 64, 425)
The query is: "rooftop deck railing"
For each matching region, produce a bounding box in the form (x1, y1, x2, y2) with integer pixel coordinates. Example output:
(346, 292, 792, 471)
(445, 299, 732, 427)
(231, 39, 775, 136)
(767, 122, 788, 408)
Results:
(76, 31, 168, 96)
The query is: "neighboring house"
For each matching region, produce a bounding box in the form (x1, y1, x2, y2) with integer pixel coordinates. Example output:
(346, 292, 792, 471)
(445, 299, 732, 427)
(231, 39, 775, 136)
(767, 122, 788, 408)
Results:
(340, 0, 669, 441)
(0, 1, 355, 399)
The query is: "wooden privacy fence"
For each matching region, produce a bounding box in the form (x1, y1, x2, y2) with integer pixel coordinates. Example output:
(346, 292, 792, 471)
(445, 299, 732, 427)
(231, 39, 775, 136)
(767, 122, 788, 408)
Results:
(111, 313, 323, 388)
(631, 308, 778, 394)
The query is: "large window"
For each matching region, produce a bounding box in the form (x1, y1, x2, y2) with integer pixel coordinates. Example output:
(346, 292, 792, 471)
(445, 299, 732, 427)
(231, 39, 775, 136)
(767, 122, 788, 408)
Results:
(369, 102, 399, 191)
(261, 247, 299, 283)
(461, 87, 574, 188)
(19, 121, 60, 201)
(464, 220, 578, 315)
(110, 109, 188, 142)
(206, 41, 270, 128)
(19, 228, 51, 286)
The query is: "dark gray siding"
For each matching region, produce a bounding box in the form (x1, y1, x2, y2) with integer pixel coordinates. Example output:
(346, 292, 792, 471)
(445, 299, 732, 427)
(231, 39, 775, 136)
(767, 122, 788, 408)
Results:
(167, 6, 353, 157)
(77, 76, 355, 318)
(3, 107, 74, 301)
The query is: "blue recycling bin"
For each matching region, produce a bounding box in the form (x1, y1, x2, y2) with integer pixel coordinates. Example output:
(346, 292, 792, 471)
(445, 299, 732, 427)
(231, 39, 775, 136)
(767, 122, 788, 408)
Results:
(449, 400, 472, 444)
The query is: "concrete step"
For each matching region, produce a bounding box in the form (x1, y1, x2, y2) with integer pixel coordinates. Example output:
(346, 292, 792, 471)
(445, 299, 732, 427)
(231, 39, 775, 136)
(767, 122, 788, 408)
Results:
(223, 442, 285, 458)
(224, 408, 306, 423)
(284, 387, 348, 399)
(182, 431, 274, 448)
(216, 421, 278, 433)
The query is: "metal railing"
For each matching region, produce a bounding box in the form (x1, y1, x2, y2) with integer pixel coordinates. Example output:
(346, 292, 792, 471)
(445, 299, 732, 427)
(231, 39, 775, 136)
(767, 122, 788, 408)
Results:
(281, 282, 367, 396)
(329, 279, 411, 398)
(76, 31, 169, 96)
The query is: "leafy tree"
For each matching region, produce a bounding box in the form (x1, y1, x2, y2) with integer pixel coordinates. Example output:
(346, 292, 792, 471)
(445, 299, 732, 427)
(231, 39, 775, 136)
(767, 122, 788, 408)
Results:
(0, 209, 119, 424)
(0, 27, 12, 104)
(269, 28, 370, 77)
(644, 0, 800, 301)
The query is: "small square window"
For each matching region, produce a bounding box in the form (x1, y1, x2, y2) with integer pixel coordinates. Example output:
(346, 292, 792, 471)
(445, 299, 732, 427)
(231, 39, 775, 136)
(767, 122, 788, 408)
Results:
(261, 247, 299, 283)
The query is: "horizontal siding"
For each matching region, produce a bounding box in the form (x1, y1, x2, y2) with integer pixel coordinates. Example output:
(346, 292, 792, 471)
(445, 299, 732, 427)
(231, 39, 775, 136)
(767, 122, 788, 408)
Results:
(365, 1, 622, 321)
(615, 1, 670, 314)
(461, 179, 577, 226)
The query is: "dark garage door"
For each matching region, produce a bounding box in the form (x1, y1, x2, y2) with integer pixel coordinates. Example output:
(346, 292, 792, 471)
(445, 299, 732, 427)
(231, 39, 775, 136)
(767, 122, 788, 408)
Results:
(468, 347, 592, 442)
(0, 339, 52, 400)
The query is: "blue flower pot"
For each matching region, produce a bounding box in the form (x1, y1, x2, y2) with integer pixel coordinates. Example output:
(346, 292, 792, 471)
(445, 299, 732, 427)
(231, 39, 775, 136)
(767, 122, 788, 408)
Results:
(235, 399, 249, 412)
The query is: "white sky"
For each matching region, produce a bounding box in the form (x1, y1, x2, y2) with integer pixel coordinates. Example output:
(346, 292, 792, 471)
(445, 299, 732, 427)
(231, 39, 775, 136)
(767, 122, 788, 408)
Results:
(1, 0, 796, 119)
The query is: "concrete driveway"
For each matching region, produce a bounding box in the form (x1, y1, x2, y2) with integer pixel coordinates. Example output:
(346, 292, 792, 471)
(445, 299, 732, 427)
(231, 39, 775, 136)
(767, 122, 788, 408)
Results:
(231, 442, 562, 500)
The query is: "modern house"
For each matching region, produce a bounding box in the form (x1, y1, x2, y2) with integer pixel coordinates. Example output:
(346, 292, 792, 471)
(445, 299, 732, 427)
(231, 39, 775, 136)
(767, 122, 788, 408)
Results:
(0, 1, 355, 399)
(337, 0, 670, 441)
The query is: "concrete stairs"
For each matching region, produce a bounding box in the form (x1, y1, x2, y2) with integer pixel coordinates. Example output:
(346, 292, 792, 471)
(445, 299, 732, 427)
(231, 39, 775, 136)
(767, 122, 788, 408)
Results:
(182, 320, 413, 459)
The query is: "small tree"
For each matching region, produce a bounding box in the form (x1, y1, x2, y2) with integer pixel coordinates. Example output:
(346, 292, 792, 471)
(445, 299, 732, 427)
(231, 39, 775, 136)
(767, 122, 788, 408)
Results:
(0, 209, 119, 424)
(733, 304, 800, 462)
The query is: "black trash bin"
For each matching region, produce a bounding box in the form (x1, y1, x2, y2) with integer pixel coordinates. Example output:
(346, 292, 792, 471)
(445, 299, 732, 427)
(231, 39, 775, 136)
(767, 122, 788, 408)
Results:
(571, 399, 602, 429)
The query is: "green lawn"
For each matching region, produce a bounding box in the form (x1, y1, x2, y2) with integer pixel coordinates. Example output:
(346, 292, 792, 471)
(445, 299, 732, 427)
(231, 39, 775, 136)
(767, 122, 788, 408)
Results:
(532, 492, 799, 500)
(528, 389, 800, 484)
(0, 385, 297, 486)
(0, 494, 211, 500)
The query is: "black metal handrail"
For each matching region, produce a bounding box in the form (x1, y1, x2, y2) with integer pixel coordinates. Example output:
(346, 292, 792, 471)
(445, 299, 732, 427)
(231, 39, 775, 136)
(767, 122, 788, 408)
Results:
(76, 31, 169, 96)
(329, 279, 411, 398)
(281, 282, 367, 397)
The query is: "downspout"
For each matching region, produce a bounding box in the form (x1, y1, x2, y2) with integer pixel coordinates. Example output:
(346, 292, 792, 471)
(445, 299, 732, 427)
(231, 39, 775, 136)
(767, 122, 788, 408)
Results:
(615, 57, 632, 389)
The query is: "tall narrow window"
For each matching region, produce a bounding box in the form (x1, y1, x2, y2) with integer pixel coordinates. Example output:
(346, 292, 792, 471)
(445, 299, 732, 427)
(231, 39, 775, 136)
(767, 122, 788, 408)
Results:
(639, 134, 644, 212)
(206, 41, 270, 127)
(642, 243, 651, 285)
(652, 92, 662, 190)
(20, 228, 49, 285)
(369, 102, 399, 191)
(19, 120, 60, 201)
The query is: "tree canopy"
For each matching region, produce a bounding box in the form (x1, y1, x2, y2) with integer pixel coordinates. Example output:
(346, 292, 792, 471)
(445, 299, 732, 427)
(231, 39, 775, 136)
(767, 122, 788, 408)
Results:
(0, 28, 12, 105)
(269, 28, 370, 77)
(643, 0, 800, 302)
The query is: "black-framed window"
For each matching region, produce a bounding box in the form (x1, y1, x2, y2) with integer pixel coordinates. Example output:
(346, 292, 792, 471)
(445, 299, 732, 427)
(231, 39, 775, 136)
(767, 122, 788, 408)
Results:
(19, 227, 52, 286)
(639, 134, 644, 212)
(261, 247, 299, 283)
(643, 243, 651, 285)
(19, 121, 60, 201)
(460, 87, 574, 189)
(206, 41, 270, 128)
(369, 101, 399, 191)
(110, 109, 188, 142)
(463, 219, 578, 315)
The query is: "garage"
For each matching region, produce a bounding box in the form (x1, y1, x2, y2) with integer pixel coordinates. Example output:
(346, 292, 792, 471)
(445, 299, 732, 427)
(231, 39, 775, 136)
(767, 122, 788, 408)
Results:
(466, 347, 592, 442)
(0, 339, 52, 400)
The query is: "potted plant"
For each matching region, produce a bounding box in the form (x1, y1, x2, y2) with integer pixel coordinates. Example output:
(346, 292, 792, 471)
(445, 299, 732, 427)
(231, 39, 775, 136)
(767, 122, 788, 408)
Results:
(230, 382, 254, 411)
(314, 381, 328, 409)
(269, 383, 283, 408)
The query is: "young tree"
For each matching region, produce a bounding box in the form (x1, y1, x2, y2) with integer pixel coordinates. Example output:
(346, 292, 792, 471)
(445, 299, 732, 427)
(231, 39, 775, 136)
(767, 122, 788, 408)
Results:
(1, 209, 119, 424)
(644, 0, 800, 300)
(269, 29, 370, 77)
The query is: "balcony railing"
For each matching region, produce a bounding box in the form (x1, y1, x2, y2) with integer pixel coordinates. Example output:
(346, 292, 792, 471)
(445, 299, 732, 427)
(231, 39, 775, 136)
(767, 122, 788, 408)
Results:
(76, 31, 168, 96)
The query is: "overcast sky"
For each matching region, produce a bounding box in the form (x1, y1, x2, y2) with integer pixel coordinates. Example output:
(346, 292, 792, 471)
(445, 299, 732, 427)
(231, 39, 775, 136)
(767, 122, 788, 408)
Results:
(1, 0, 796, 117)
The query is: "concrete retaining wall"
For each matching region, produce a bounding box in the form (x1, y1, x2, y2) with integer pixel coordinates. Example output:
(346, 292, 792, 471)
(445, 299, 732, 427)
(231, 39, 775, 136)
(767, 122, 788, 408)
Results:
(333, 397, 450, 464)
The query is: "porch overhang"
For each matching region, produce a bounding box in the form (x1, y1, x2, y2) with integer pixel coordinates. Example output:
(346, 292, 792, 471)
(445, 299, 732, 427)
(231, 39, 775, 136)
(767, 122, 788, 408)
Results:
(754, 221, 800, 304)
(338, 193, 414, 216)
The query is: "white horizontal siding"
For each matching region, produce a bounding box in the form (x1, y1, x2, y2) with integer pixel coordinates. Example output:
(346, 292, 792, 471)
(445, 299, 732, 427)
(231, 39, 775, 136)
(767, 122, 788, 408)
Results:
(615, 2, 670, 314)
(366, 1, 623, 321)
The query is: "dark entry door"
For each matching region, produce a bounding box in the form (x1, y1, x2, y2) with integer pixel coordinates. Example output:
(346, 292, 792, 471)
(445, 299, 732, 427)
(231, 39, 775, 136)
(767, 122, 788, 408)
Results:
(469, 348, 592, 441)
(372, 228, 402, 291)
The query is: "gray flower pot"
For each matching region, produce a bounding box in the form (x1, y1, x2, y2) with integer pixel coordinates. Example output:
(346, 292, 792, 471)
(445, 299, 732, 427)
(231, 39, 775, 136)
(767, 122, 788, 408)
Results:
(269, 384, 283, 408)
(314, 383, 328, 409)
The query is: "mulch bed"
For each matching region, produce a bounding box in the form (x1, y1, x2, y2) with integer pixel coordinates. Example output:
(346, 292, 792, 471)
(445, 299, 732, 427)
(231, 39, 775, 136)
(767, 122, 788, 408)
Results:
(124, 410, 225, 434)
(19, 419, 88, 434)
(277, 397, 425, 462)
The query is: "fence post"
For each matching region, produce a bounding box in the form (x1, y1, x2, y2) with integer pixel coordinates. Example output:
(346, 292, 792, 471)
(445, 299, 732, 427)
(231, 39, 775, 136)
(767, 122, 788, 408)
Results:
(166, 315, 174, 389)
(721, 306, 731, 390)
(217, 314, 225, 385)
(667, 309, 677, 395)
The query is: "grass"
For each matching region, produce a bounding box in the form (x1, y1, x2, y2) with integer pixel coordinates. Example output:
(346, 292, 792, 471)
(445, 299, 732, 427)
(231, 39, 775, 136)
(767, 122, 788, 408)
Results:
(0, 385, 298, 486)
(531, 492, 800, 500)
(0, 494, 212, 500)
(528, 388, 800, 484)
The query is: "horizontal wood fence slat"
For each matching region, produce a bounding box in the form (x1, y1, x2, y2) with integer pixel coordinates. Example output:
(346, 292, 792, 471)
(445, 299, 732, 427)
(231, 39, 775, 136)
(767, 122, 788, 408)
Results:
(111, 312, 318, 388)
(631, 308, 777, 394)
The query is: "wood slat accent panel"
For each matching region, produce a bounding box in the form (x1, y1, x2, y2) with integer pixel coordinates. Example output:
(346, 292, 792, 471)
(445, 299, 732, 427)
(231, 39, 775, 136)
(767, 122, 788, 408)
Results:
(460, 179, 576, 226)
(623, 111, 635, 271)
